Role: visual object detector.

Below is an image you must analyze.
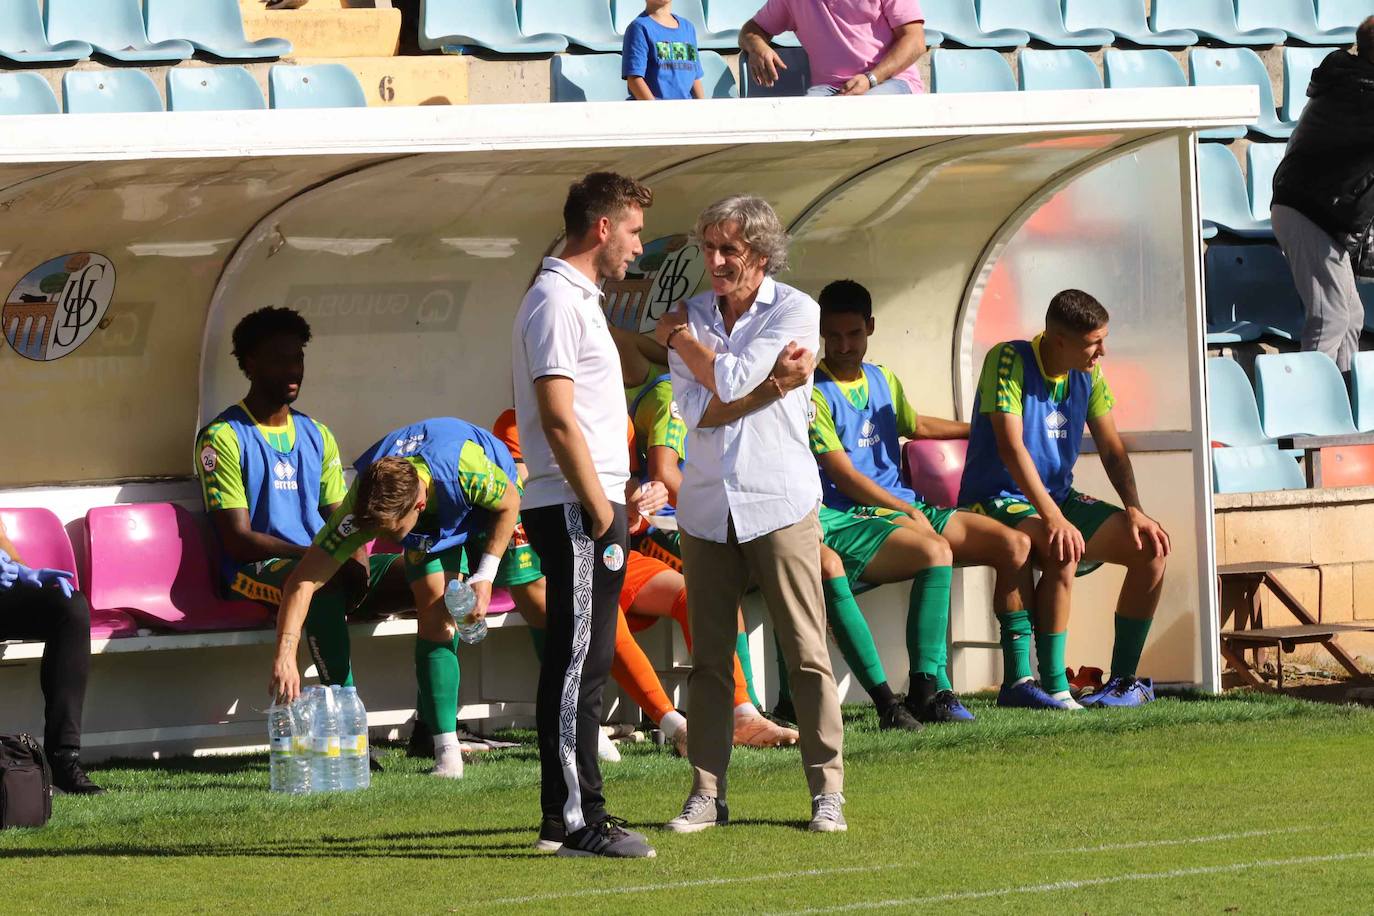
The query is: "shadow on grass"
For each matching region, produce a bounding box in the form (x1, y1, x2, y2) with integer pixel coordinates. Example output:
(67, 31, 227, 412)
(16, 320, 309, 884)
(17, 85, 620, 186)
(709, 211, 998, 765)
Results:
(0, 830, 547, 861)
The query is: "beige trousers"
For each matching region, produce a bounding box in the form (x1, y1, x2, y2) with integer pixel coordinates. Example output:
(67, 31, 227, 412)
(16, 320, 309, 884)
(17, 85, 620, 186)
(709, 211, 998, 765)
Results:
(679, 510, 844, 799)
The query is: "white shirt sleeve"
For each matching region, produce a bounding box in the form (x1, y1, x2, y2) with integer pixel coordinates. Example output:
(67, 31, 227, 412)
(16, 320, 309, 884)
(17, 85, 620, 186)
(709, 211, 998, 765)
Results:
(668, 348, 712, 430)
(711, 297, 819, 402)
(520, 297, 582, 381)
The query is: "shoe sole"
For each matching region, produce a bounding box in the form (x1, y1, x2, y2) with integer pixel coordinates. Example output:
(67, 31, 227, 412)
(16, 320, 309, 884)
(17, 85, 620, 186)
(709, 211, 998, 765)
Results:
(808, 822, 847, 833)
(556, 846, 657, 858)
(665, 819, 723, 834)
(533, 839, 562, 852)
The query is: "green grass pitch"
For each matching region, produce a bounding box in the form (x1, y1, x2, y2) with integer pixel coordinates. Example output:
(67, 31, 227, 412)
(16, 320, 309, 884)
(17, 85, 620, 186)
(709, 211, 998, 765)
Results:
(3, 692, 1373, 914)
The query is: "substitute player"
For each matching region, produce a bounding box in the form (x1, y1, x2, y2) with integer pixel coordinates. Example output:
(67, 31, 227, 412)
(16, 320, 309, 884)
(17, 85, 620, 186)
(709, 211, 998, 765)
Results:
(959, 289, 1169, 708)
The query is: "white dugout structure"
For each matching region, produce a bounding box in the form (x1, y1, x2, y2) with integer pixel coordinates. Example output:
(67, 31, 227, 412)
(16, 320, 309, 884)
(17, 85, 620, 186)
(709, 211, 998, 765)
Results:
(0, 90, 1253, 757)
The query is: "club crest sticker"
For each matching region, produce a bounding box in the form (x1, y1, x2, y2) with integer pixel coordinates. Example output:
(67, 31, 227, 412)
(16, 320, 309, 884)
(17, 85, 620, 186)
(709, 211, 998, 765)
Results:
(3, 252, 116, 361)
(603, 234, 705, 334)
(200, 446, 218, 474)
(602, 543, 625, 572)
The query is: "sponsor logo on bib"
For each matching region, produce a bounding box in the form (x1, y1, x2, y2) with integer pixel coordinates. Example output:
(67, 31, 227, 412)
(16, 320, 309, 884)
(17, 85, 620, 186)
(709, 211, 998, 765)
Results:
(1045, 410, 1069, 440)
(273, 459, 299, 491)
(857, 417, 881, 448)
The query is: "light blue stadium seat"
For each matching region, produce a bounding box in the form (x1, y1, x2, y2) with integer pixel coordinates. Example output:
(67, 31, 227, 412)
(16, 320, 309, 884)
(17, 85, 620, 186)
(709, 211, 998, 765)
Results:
(1350, 352, 1374, 432)
(700, 49, 739, 98)
(1190, 48, 1292, 140)
(739, 46, 811, 97)
(1282, 46, 1331, 122)
(419, 0, 568, 53)
(166, 66, 266, 111)
(1205, 243, 1304, 344)
(1103, 49, 1188, 89)
(921, 0, 1026, 48)
(1256, 350, 1359, 438)
(551, 54, 626, 101)
(0, 0, 91, 64)
(1199, 143, 1273, 238)
(1317, 0, 1374, 32)
(63, 69, 162, 113)
(929, 48, 1015, 93)
(703, 0, 801, 47)
(611, 0, 742, 49)
(1017, 49, 1101, 91)
(1151, 0, 1287, 46)
(1246, 142, 1285, 222)
(0, 72, 60, 115)
(269, 64, 367, 109)
(1236, 0, 1355, 45)
(1063, 0, 1198, 47)
(1212, 445, 1306, 493)
(975, 0, 1113, 48)
(520, 0, 620, 52)
(145, 0, 291, 59)
(1207, 357, 1274, 446)
(45, 0, 193, 62)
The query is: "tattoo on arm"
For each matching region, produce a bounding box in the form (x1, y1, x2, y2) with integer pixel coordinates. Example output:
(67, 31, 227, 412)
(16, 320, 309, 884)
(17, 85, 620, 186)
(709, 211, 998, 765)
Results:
(1102, 449, 1141, 510)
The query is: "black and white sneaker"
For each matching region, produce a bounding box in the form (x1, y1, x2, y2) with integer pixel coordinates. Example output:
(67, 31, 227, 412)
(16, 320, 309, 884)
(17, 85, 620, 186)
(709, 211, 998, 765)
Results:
(534, 817, 565, 852)
(556, 816, 656, 858)
(878, 701, 924, 731)
(665, 793, 729, 833)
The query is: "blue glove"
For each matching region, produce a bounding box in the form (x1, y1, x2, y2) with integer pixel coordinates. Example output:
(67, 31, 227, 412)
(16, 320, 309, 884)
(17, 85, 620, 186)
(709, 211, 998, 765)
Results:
(0, 550, 17, 590)
(13, 563, 75, 600)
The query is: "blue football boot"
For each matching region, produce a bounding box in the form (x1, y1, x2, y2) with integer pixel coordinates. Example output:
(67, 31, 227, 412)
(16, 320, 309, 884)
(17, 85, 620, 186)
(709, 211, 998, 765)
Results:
(996, 678, 1071, 710)
(1079, 676, 1156, 708)
(906, 673, 976, 723)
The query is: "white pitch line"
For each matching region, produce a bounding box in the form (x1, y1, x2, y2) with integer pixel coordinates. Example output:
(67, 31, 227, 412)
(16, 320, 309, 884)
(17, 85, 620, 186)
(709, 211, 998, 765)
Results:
(487, 825, 1318, 908)
(767, 850, 1374, 915)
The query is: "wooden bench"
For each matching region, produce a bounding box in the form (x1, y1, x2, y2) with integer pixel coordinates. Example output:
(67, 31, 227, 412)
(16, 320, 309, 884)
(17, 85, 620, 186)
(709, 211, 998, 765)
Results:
(1217, 561, 1374, 690)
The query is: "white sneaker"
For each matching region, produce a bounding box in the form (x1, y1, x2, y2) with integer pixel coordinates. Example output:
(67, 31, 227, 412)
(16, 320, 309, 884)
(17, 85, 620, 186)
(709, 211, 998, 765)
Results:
(597, 728, 622, 762)
(430, 746, 464, 779)
(1051, 690, 1084, 710)
(665, 794, 728, 833)
(808, 793, 847, 833)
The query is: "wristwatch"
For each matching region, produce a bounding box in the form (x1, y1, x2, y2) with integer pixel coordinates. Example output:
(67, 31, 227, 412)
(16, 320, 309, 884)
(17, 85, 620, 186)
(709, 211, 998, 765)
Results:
(865, 71, 878, 89)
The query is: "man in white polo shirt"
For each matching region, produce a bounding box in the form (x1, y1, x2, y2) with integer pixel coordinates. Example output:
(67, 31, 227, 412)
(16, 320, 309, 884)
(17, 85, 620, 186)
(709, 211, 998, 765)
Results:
(513, 171, 667, 859)
(657, 195, 847, 835)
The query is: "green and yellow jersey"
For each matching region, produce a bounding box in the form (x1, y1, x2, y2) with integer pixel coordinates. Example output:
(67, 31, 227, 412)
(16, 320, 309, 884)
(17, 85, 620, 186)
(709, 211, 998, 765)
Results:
(196, 402, 346, 512)
(977, 334, 1114, 419)
(809, 361, 919, 455)
(625, 365, 686, 462)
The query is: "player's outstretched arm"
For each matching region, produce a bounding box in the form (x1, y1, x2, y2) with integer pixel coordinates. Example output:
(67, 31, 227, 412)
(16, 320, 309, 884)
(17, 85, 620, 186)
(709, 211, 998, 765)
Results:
(271, 544, 343, 703)
(1087, 413, 1170, 558)
(991, 412, 1085, 563)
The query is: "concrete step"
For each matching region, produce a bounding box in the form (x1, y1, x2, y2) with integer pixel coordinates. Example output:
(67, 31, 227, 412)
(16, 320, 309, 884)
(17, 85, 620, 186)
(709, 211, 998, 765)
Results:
(241, 7, 402, 58)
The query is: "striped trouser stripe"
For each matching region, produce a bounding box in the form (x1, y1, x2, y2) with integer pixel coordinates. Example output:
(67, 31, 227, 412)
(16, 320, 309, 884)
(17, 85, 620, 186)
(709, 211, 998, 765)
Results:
(559, 503, 596, 833)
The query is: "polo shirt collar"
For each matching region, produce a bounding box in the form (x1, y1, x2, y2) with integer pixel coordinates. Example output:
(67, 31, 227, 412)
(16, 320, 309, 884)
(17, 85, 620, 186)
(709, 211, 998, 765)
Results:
(541, 256, 603, 300)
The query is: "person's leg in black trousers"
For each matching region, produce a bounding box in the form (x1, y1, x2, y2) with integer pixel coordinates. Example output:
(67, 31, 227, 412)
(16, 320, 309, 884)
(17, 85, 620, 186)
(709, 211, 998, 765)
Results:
(0, 586, 103, 794)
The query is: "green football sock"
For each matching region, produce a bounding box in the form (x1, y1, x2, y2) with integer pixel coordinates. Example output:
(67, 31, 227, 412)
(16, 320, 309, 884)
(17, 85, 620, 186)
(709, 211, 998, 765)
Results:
(906, 567, 953, 690)
(825, 576, 888, 694)
(415, 636, 460, 735)
(735, 631, 763, 709)
(529, 626, 546, 664)
(773, 633, 793, 710)
(303, 589, 353, 687)
(1036, 631, 1070, 695)
(997, 609, 1035, 687)
(1110, 615, 1154, 680)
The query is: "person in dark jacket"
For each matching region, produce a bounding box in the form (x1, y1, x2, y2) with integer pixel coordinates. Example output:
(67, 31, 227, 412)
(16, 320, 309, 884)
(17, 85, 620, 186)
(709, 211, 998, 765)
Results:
(1271, 18, 1374, 371)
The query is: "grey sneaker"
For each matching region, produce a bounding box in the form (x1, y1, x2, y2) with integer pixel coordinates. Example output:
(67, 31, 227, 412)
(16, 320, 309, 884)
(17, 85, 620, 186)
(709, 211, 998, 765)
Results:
(665, 794, 729, 833)
(556, 816, 656, 858)
(808, 792, 847, 833)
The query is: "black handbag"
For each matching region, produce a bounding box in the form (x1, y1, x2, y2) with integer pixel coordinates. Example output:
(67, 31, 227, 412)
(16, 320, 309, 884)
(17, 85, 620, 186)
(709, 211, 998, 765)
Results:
(0, 734, 52, 829)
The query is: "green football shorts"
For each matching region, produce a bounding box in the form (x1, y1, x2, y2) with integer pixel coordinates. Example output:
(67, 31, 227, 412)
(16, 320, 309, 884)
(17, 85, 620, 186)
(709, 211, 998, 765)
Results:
(402, 520, 543, 587)
(968, 489, 1122, 576)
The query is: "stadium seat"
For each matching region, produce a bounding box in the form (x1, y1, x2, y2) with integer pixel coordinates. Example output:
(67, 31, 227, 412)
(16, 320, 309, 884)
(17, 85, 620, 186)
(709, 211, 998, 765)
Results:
(145, 0, 291, 59)
(975, 0, 1113, 48)
(1063, 0, 1198, 47)
(1235, 0, 1355, 45)
(920, 0, 1027, 49)
(1103, 49, 1188, 89)
(1319, 445, 1374, 487)
(419, 0, 568, 53)
(700, 50, 739, 98)
(1282, 46, 1331, 122)
(740, 46, 811, 97)
(1255, 350, 1359, 438)
(611, 0, 742, 49)
(1317, 0, 1374, 33)
(45, 0, 193, 62)
(1212, 444, 1306, 493)
(929, 48, 1016, 93)
(62, 70, 162, 114)
(85, 503, 270, 632)
(0, 507, 138, 638)
(520, 0, 620, 51)
(1349, 351, 1374, 431)
(269, 65, 367, 109)
(1151, 0, 1287, 46)
(1207, 357, 1273, 446)
(167, 67, 267, 112)
(551, 54, 626, 102)
(1017, 49, 1102, 91)
(1205, 243, 1304, 344)
(702, 0, 801, 47)
(1199, 143, 1272, 238)
(0, 0, 92, 64)
(1189, 48, 1293, 140)
(1246, 142, 1285, 222)
(0, 72, 60, 115)
(902, 439, 967, 509)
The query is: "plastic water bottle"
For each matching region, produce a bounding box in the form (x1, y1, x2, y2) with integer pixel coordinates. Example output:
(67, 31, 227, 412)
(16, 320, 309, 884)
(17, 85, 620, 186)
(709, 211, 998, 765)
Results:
(267, 703, 308, 794)
(336, 686, 370, 791)
(445, 579, 487, 645)
(306, 686, 342, 792)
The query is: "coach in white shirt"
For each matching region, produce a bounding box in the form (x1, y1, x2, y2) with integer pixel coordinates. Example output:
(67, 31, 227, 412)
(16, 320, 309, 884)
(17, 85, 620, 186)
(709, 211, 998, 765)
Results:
(513, 172, 666, 859)
(657, 195, 846, 836)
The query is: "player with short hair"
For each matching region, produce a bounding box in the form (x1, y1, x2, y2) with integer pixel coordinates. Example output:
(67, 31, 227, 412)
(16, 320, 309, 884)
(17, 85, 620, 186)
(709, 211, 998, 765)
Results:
(959, 289, 1170, 708)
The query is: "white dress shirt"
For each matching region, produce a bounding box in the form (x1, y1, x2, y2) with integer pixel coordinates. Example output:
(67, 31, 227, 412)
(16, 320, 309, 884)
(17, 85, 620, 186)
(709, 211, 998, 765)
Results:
(512, 257, 630, 509)
(669, 276, 823, 543)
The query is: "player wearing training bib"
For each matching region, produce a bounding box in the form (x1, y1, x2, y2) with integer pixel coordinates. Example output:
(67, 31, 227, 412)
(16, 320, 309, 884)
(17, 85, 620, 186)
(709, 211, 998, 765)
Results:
(197, 307, 409, 702)
(812, 280, 1040, 720)
(268, 417, 526, 779)
(959, 290, 1170, 709)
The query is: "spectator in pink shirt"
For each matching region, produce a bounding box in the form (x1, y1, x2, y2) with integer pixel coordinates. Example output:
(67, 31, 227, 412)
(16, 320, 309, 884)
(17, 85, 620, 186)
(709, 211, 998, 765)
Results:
(741, 0, 927, 96)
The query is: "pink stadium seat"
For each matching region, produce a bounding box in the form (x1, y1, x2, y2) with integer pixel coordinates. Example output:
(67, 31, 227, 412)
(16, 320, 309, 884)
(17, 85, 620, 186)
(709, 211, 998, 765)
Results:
(0, 506, 138, 638)
(902, 439, 969, 509)
(85, 503, 270, 632)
